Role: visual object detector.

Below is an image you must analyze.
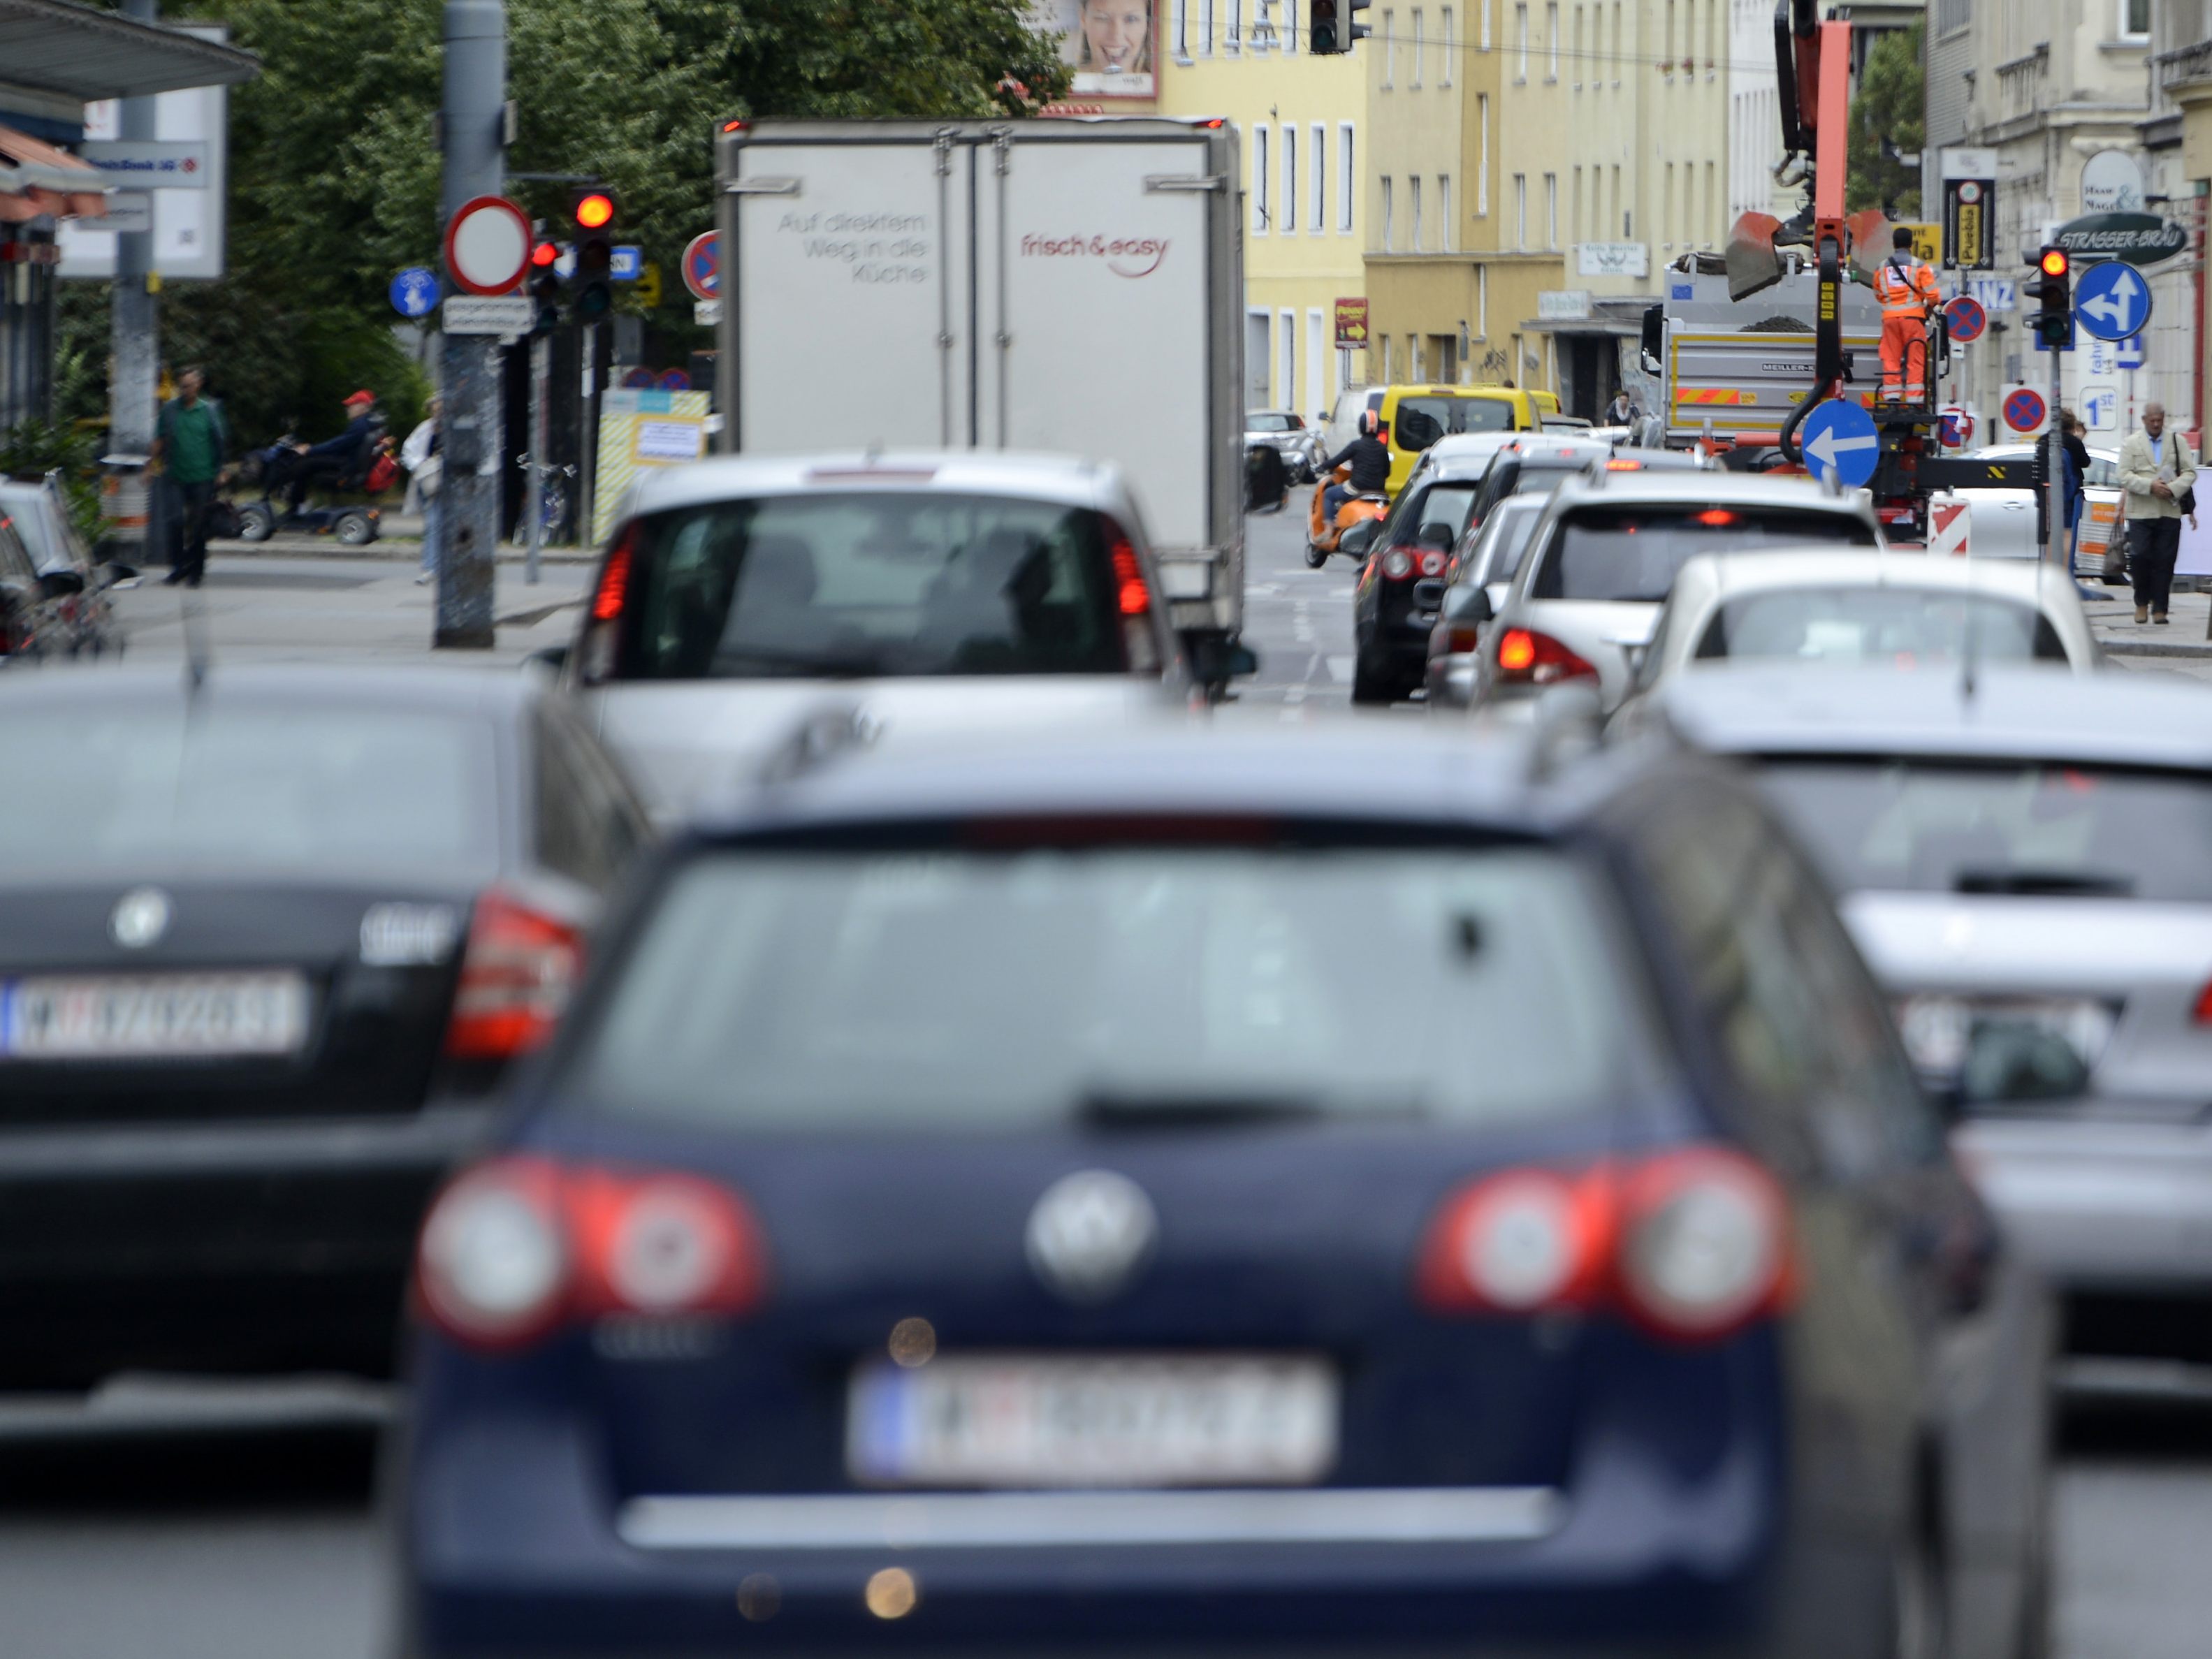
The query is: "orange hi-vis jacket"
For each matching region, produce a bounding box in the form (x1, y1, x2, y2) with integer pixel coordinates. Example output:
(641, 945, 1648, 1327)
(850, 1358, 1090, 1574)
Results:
(1872, 254, 1940, 319)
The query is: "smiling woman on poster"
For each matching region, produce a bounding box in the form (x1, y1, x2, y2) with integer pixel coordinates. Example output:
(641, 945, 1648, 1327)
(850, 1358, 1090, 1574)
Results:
(1051, 0, 1154, 96)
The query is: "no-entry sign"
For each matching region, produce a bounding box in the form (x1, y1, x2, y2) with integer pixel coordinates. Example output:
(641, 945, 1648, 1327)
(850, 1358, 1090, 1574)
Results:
(443, 195, 532, 297)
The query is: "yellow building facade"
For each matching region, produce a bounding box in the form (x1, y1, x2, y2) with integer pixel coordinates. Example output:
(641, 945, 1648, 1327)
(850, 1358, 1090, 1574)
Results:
(1157, 0, 1371, 419)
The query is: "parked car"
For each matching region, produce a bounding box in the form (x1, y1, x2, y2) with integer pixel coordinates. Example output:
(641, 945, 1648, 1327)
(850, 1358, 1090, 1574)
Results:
(1608, 550, 2099, 729)
(1647, 664, 2212, 1398)
(1423, 495, 1551, 708)
(0, 666, 650, 1391)
(1463, 472, 1884, 715)
(1245, 410, 1325, 482)
(559, 452, 1210, 822)
(0, 474, 128, 659)
(396, 717, 2049, 1659)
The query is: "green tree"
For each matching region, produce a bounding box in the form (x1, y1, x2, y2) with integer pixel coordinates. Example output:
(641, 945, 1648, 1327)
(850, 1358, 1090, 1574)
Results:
(1845, 22, 1923, 217)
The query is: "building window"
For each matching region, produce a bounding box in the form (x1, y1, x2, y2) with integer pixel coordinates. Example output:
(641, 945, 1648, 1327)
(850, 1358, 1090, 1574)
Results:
(1227, 0, 1242, 50)
(1611, 0, 1622, 76)
(1515, 3, 1528, 78)
(1440, 175, 1454, 251)
(1477, 264, 1487, 337)
(1411, 175, 1424, 250)
(1544, 172, 1557, 247)
(1254, 124, 1270, 234)
(1476, 96, 1490, 214)
(1202, 0, 1214, 54)
(1934, 0, 1970, 36)
(1664, 161, 1673, 247)
(1283, 125, 1297, 233)
(1411, 8, 1424, 85)
(1545, 1, 1558, 78)
(1339, 122, 1356, 232)
(1481, 0, 1492, 48)
(1573, 164, 1583, 242)
(2119, 0, 2148, 38)
(1441, 7, 1454, 82)
(1172, 0, 1190, 58)
(1312, 122, 1327, 230)
(1412, 333, 1425, 380)
(1381, 175, 1394, 249)
(1383, 9, 1395, 84)
(1279, 309, 1296, 409)
(1513, 173, 1527, 247)
(1281, 0, 1297, 52)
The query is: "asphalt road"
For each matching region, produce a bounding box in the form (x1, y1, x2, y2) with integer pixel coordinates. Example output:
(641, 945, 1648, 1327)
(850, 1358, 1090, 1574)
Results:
(11, 512, 2212, 1658)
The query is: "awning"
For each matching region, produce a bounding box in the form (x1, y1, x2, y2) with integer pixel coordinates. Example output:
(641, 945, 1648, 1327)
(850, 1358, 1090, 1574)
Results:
(0, 122, 103, 222)
(0, 0, 259, 101)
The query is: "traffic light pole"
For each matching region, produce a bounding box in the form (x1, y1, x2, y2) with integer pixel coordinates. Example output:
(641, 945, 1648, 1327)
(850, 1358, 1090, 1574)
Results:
(579, 320, 600, 549)
(435, 0, 505, 649)
(524, 332, 548, 583)
(2046, 340, 2065, 569)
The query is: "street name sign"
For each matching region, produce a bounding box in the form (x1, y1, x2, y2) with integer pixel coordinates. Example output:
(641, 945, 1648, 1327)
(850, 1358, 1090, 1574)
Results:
(442, 295, 533, 335)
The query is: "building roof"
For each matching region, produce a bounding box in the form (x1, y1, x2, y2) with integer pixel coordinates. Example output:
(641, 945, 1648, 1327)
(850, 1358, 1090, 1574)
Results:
(0, 0, 259, 101)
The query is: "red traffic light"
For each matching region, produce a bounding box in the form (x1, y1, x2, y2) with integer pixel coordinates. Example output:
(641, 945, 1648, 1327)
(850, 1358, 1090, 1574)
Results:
(2039, 247, 2069, 279)
(574, 193, 615, 231)
(530, 240, 559, 268)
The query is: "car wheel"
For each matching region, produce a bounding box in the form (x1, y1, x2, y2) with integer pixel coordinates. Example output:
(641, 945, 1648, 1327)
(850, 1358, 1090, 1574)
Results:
(238, 504, 275, 544)
(1304, 543, 1329, 569)
(336, 510, 376, 547)
(1350, 648, 1395, 706)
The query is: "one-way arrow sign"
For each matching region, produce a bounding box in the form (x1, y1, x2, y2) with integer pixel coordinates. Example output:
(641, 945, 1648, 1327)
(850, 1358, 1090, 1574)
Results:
(1798, 397, 1882, 489)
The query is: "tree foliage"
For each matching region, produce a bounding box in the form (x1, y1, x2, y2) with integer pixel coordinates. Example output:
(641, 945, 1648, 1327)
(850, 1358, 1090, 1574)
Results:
(1845, 23, 1923, 217)
(60, 0, 1069, 444)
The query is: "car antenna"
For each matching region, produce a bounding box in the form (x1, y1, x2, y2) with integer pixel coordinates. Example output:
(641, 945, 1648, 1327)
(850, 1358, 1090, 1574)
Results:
(1958, 540, 1980, 705)
(182, 583, 212, 695)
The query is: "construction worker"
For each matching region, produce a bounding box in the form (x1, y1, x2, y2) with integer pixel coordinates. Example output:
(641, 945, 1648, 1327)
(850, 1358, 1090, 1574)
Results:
(1872, 225, 1941, 403)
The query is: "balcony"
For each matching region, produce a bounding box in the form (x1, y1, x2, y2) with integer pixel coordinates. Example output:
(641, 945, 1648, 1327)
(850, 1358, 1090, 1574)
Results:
(2160, 40, 2212, 98)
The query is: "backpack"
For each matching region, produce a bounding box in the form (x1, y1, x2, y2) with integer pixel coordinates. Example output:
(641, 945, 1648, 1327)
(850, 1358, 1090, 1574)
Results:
(365, 451, 400, 494)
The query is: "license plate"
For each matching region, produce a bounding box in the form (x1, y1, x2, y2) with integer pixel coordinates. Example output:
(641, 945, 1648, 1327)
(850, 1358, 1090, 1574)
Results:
(848, 1354, 1338, 1489)
(1896, 993, 2116, 1086)
(0, 972, 312, 1060)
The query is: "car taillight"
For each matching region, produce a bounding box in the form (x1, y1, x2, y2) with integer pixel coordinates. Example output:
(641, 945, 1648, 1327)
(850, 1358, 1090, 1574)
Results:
(1416, 1148, 1791, 1343)
(1381, 548, 1414, 579)
(416, 1157, 769, 1350)
(2192, 980, 2212, 1024)
(1105, 525, 1159, 672)
(444, 890, 585, 1060)
(1494, 627, 1599, 685)
(592, 536, 632, 621)
(1442, 624, 1483, 655)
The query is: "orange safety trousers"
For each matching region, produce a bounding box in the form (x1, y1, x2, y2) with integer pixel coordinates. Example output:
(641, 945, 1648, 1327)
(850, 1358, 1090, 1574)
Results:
(1879, 314, 1928, 401)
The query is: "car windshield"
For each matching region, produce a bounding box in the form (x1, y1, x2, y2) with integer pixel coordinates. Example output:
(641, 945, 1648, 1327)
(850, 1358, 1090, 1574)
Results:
(1532, 508, 1877, 601)
(0, 705, 499, 880)
(1247, 413, 1296, 432)
(1388, 483, 1481, 546)
(1754, 761, 2212, 901)
(1392, 397, 1513, 452)
(1697, 590, 2070, 666)
(568, 847, 1661, 1129)
(612, 492, 1133, 681)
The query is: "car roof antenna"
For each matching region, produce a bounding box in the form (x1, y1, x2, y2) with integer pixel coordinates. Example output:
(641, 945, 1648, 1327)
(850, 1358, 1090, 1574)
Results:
(182, 583, 212, 696)
(1959, 546, 1980, 706)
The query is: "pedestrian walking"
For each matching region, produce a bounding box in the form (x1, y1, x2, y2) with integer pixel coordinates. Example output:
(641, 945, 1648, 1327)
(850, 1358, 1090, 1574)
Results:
(2118, 402, 2199, 625)
(1606, 390, 1639, 426)
(401, 397, 444, 585)
(1871, 226, 1940, 404)
(2051, 409, 2088, 570)
(151, 367, 228, 587)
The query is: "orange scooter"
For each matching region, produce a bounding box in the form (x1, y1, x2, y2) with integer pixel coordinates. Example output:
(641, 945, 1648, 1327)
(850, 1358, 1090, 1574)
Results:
(1304, 463, 1389, 569)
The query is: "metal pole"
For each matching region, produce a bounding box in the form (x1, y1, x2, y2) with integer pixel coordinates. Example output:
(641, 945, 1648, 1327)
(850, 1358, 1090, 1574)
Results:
(2046, 340, 2065, 568)
(435, 0, 505, 649)
(577, 319, 599, 548)
(108, 0, 161, 571)
(524, 331, 546, 583)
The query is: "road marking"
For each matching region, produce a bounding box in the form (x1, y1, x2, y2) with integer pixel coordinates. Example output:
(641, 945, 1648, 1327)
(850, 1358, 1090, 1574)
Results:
(1326, 655, 1354, 683)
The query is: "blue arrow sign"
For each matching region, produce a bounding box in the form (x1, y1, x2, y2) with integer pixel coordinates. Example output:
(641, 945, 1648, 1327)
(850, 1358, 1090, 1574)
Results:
(388, 266, 439, 319)
(1798, 398, 1882, 489)
(611, 244, 643, 281)
(2074, 260, 2153, 342)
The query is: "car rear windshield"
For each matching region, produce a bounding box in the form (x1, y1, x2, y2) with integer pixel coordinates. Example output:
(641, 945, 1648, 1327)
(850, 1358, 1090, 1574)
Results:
(1754, 761, 2212, 901)
(611, 492, 1134, 681)
(1474, 502, 1548, 583)
(1532, 509, 1877, 602)
(567, 847, 1662, 1130)
(1698, 590, 2071, 666)
(1248, 413, 1298, 432)
(1392, 397, 1513, 452)
(1390, 484, 1480, 546)
(0, 705, 498, 879)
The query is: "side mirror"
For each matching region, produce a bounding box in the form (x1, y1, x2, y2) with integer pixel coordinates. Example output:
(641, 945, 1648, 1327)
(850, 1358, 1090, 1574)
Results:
(38, 569, 85, 599)
(1443, 584, 1493, 624)
(1338, 519, 1378, 557)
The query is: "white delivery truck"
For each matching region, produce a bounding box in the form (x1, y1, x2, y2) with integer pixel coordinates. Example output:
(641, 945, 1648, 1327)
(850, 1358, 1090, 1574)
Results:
(714, 117, 1246, 651)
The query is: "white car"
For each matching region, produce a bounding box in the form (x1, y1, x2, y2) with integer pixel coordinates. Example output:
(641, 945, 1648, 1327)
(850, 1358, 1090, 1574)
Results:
(1463, 472, 1884, 715)
(1610, 549, 2100, 726)
(558, 451, 1204, 821)
(1972, 442, 2125, 580)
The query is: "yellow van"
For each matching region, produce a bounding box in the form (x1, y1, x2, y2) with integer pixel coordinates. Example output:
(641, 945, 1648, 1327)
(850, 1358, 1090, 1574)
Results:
(1327, 385, 1563, 496)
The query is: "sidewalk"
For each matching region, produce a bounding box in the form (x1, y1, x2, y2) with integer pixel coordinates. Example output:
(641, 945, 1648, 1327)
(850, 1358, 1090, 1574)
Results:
(205, 516, 598, 564)
(2081, 585, 2212, 660)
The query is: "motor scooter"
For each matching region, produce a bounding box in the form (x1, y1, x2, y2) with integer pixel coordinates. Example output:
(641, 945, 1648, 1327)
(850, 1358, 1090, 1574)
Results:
(1304, 464, 1389, 568)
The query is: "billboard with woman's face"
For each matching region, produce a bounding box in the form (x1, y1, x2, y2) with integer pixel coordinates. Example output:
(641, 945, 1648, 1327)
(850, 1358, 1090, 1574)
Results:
(1040, 0, 1155, 98)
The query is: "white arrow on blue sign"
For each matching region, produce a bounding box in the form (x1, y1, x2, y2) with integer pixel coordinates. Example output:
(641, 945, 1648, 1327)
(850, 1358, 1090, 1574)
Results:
(1798, 398, 1882, 490)
(611, 245, 643, 281)
(2074, 260, 2153, 342)
(388, 267, 439, 319)
(2118, 335, 2146, 370)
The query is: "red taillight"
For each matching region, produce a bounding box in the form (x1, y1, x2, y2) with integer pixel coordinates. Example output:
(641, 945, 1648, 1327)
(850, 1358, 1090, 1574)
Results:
(2192, 981, 2212, 1024)
(1494, 627, 1599, 685)
(1416, 1148, 1791, 1343)
(443, 890, 585, 1060)
(1110, 535, 1152, 617)
(1604, 458, 1643, 472)
(591, 537, 632, 622)
(416, 1157, 768, 1350)
(1689, 509, 1738, 527)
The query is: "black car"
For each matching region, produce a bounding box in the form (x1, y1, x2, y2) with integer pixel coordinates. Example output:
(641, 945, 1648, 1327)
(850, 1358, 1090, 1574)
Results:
(398, 717, 2051, 1659)
(1460, 437, 1622, 534)
(0, 665, 650, 1391)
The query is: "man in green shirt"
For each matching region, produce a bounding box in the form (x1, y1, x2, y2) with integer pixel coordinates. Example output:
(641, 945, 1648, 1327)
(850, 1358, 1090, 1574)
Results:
(152, 367, 228, 587)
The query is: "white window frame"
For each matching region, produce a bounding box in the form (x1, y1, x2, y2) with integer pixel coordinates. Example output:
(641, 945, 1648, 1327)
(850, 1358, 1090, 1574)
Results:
(1306, 308, 1327, 416)
(1282, 125, 1297, 233)
(1476, 95, 1490, 214)
(1440, 175, 1453, 251)
(1411, 174, 1424, 249)
(1513, 172, 1527, 249)
(1481, 0, 1492, 48)
(1477, 264, 1487, 337)
(1381, 175, 1395, 250)
(1172, 0, 1191, 59)
(1411, 7, 1424, 85)
(1544, 172, 1557, 247)
(1383, 9, 1396, 85)
(1279, 309, 1296, 409)
(1311, 122, 1327, 232)
(1253, 124, 1270, 234)
(1545, 1, 1558, 78)
(1337, 122, 1357, 233)
(1515, 3, 1528, 80)
(1441, 8, 1454, 82)
(1202, 0, 1214, 54)
(2118, 0, 2149, 39)
(1227, 0, 1242, 52)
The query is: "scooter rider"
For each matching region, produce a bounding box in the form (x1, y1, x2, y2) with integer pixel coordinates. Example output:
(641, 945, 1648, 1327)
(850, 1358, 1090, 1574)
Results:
(1321, 411, 1390, 521)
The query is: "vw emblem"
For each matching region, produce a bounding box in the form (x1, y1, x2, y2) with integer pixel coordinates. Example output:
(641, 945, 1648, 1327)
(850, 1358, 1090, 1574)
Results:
(1026, 1170, 1157, 1304)
(109, 887, 172, 951)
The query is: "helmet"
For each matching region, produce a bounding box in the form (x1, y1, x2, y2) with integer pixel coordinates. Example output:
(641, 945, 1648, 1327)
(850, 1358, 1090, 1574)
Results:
(1359, 409, 1381, 438)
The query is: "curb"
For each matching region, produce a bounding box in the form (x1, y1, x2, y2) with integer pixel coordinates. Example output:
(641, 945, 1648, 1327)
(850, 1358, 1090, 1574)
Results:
(204, 537, 595, 565)
(2099, 638, 2212, 659)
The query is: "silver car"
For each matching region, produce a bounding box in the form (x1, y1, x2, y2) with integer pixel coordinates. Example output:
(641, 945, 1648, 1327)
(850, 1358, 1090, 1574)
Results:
(1463, 472, 1883, 715)
(1244, 410, 1324, 482)
(560, 452, 1198, 821)
(1651, 664, 2212, 1396)
(1422, 495, 1549, 709)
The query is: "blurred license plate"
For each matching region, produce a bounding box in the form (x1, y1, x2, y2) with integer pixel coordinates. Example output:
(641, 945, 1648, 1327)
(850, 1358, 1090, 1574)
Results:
(848, 1355, 1337, 1488)
(1896, 993, 2116, 1079)
(0, 972, 310, 1060)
